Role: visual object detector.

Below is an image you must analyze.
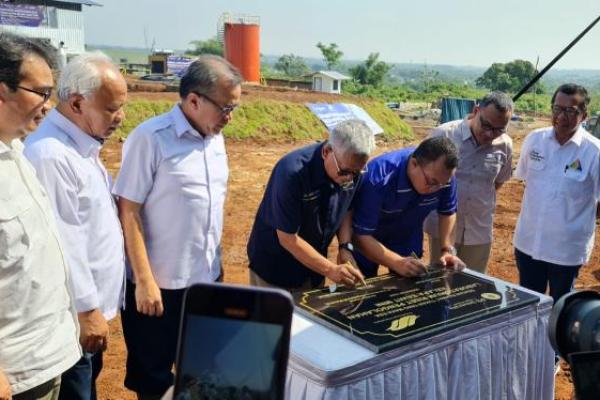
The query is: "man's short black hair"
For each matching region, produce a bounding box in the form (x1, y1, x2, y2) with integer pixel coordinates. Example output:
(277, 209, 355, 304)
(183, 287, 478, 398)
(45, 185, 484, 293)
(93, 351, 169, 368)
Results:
(179, 55, 242, 99)
(412, 136, 458, 170)
(479, 91, 514, 113)
(551, 83, 590, 112)
(0, 32, 57, 91)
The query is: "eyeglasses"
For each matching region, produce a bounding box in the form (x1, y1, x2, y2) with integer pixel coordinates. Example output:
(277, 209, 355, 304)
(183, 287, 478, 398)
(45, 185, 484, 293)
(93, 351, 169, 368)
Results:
(478, 114, 507, 137)
(193, 91, 238, 115)
(17, 85, 53, 102)
(331, 150, 368, 178)
(418, 164, 451, 189)
(551, 105, 582, 118)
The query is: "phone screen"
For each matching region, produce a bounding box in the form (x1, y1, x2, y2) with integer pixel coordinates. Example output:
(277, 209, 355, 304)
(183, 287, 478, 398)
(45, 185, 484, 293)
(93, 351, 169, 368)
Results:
(175, 314, 286, 400)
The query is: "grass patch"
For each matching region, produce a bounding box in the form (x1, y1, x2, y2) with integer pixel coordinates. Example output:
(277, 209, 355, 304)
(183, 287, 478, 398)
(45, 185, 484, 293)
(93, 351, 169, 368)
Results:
(115, 98, 413, 142)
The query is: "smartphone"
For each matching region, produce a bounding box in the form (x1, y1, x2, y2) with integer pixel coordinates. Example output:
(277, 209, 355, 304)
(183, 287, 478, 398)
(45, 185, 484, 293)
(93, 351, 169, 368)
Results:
(173, 283, 294, 400)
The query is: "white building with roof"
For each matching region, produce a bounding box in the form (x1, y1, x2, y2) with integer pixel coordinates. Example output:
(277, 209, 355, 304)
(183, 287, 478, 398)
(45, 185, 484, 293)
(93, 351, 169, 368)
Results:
(0, 0, 100, 56)
(311, 71, 351, 94)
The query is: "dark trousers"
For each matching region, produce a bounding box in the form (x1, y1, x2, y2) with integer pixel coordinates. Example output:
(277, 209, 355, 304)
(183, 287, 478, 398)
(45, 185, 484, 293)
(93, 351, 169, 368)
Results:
(121, 280, 185, 396)
(58, 352, 103, 400)
(14, 377, 61, 400)
(514, 248, 581, 304)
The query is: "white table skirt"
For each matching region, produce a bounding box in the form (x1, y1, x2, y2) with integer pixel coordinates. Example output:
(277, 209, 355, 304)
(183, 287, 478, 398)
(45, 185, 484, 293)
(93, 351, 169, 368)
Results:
(286, 272, 555, 400)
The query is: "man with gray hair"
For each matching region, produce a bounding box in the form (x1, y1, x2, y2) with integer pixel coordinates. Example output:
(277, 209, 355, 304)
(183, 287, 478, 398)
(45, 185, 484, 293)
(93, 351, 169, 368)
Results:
(247, 119, 373, 290)
(424, 91, 513, 273)
(113, 55, 242, 399)
(24, 51, 127, 400)
(0, 32, 81, 400)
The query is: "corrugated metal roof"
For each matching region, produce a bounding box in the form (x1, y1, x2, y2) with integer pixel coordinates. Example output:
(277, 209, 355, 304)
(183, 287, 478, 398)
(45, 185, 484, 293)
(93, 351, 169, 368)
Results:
(55, 0, 102, 6)
(314, 70, 351, 80)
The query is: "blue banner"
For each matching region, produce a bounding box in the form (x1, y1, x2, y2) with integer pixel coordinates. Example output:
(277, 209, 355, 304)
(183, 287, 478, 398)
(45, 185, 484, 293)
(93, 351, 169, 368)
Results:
(167, 56, 197, 77)
(306, 103, 383, 135)
(0, 4, 44, 27)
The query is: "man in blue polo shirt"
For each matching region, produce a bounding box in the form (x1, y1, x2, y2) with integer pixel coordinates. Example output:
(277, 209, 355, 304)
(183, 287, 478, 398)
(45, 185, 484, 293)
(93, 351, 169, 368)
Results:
(247, 119, 375, 290)
(352, 136, 465, 278)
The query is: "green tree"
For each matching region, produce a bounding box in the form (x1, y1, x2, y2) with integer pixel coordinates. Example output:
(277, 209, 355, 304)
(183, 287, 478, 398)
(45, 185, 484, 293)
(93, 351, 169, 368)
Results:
(476, 60, 544, 93)
(187, 37, 223, 56)
(274, 54, 310, 77)
(316, 42, 343, 70)
(349, 53, 390, 87)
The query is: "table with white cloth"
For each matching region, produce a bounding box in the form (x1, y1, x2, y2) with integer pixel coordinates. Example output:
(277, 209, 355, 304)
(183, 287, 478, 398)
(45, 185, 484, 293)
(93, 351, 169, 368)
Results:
(286, 271, 555, 400)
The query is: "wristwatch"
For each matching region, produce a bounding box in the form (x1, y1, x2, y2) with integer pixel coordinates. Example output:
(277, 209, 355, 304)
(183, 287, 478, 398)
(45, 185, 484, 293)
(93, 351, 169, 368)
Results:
(339, 242, 355, 252)
(441, 245, 457, 256)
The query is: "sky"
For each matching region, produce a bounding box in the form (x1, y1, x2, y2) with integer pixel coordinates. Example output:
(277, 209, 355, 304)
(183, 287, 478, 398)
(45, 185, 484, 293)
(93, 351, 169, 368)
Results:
(84, 0, 600, 70)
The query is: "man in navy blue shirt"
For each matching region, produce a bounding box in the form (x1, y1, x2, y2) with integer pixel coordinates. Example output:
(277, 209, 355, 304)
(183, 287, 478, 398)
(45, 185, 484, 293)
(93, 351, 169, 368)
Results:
(352, 136, 465, 278)
(247, 119, 375, 290)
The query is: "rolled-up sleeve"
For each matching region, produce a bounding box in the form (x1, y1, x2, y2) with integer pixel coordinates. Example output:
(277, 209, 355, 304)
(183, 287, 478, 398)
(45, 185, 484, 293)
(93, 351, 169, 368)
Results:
(113, 128, 160, 203)
(28, 155, 99, 312)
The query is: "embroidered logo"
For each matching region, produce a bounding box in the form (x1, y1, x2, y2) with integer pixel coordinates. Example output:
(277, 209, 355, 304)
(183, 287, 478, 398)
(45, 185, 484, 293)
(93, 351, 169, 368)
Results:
(529, 150, 544, 162)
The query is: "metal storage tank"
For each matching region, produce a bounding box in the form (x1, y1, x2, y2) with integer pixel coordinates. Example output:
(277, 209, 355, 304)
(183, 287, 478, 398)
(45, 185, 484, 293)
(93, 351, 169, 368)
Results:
(220, 14, 260, 82)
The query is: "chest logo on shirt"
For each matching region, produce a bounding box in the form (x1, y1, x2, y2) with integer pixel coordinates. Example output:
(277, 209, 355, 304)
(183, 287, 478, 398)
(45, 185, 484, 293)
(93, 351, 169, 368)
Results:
(529, 150, 545, 162)
(564, 159, 582, 173)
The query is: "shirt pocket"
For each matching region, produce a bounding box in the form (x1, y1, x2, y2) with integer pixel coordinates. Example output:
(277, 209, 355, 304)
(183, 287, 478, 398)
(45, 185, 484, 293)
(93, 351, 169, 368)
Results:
(560, 168, 588, 198)
(0, 196, 33, 316)
(483, 152, 504, 178)
(0, 195, 33, 265)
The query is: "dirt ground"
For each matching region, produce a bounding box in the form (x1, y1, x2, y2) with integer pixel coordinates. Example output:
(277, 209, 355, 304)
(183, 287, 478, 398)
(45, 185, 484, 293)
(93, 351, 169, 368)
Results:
(95, 98, 598, 399)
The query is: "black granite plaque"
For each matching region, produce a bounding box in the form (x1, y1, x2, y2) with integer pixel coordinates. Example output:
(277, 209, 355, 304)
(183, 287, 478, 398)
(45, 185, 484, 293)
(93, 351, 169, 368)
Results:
(293, 269, 539, 353)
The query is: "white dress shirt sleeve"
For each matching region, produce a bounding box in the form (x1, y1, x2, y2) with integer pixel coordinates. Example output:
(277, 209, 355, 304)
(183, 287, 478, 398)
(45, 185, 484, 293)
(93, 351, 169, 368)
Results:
(113, 129, 160, 204)
(27, 155, 100, 312)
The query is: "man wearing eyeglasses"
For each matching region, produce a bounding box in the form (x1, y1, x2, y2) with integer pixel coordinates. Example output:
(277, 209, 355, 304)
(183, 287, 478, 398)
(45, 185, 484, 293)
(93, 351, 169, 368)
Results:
(513, 84, 600, 305)
(0, 32, 81, 400)
(424, 92, 513, 274)
(352, 136, 465, 278)
(113, 56, 242, 400)
(24, 52, 127, 400)
(247, 119, 373, 290)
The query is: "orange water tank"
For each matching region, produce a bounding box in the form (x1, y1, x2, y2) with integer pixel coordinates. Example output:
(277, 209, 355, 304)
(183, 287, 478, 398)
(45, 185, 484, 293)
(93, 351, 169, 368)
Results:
(224, 22, 260, 82)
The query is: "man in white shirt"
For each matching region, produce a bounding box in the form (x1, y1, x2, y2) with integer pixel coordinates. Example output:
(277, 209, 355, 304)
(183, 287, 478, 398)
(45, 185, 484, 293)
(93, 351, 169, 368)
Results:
(24, 52, 127, 400)
(424, 92, 513, 273)
(514, 83, 600, 304)
(114, 55, 242, 400)
(0, 32, 81, 400)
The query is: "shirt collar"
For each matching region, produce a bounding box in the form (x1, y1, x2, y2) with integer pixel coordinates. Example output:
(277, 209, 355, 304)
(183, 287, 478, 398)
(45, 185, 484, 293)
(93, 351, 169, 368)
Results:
(310, 142, 329, 186)
(460, 118, 473, 142)
(0, 137, 24, 156)
(170, 104, 205, 139)
(47, 109, 102, 157)
(549, 125, 585, 147)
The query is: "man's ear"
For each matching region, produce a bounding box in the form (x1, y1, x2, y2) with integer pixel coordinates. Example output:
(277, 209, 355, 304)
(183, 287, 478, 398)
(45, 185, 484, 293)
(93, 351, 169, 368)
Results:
(322, 142, 332, 159)
(69, 94, 84, 114)
(0, 82, 10, 104)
